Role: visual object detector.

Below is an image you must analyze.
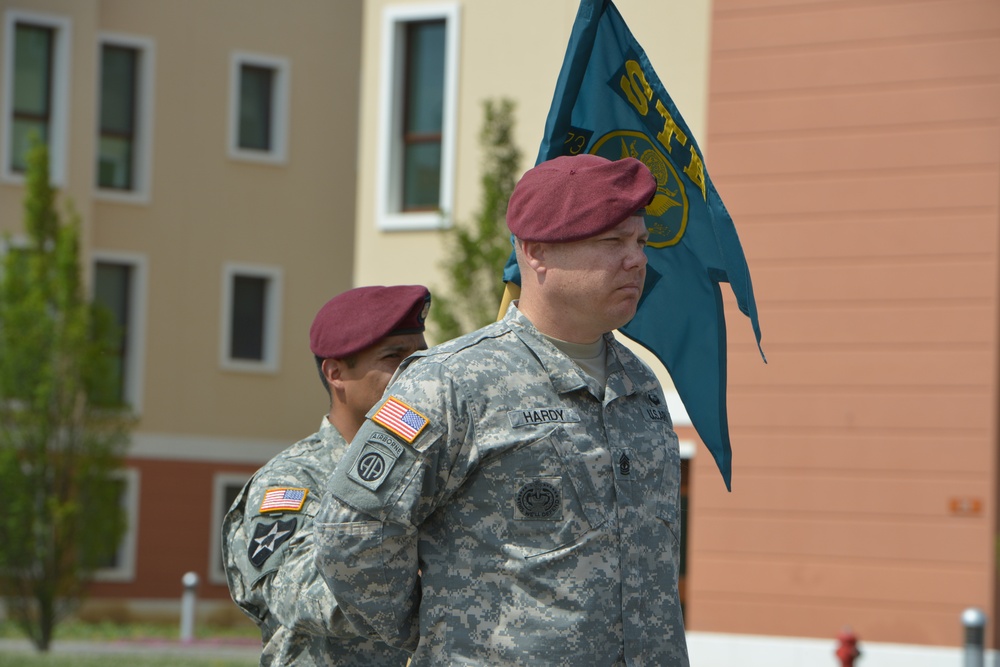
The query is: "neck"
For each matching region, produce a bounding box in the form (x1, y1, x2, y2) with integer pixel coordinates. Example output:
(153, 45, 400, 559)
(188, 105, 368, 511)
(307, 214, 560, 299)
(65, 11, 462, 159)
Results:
(328, 407, 362, 443)
(517, 295, 602, 344)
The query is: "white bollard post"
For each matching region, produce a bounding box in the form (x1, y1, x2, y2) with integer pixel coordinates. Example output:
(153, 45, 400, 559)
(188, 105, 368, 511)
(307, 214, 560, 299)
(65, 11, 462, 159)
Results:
(180, 571, 199, 644)
(962, 607, 986, 667)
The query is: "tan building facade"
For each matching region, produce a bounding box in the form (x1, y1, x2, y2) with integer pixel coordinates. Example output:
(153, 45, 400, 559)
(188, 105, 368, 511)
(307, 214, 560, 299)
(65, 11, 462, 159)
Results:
(1, 0, 998, 664)
(0, 0, 365, 615)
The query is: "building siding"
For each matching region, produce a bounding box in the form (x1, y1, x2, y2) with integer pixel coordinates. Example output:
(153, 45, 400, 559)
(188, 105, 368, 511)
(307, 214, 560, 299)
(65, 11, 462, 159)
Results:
(693, 0, 1000, 647)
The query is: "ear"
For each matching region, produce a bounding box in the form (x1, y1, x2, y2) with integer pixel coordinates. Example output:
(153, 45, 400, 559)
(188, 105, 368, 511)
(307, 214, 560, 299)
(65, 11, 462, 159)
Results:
(518, 239, 548, 277)
(322, 358, 344, 390)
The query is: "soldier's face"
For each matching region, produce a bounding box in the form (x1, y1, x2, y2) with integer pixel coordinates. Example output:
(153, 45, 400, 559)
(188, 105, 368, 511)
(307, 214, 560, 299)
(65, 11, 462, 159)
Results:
(340, 333, 427, 421)
(540, 214, 648, 340)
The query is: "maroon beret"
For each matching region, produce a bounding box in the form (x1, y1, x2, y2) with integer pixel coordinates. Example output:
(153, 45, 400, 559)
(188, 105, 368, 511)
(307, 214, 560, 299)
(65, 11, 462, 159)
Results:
(309, 285, 430, 359)
(506, 154, 656, 243)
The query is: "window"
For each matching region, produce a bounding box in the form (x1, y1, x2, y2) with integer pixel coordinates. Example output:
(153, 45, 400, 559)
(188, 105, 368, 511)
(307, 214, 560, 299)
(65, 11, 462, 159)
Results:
(93, 262, 131, 406)
(401, 20, 445, 211)
(229, 52, 289, 163)
(238, 64, 272, 150)
(377, 4, 460, 230)
(10, 23, 51, 172)
(221, 264, 283, 372)
(2, 10, 71, 184)
(94, 468, 141, 583)
(232, 275, 267, 358)
(209, 473, 251, 585)
(92, 252, 147, 412)
(98, 45, 136, 189)
(96, 33, 155, 201)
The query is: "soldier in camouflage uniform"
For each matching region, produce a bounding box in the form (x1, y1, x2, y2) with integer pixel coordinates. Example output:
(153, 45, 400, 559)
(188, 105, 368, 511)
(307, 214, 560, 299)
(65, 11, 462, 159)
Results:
(222, 285, 431, 666)
(314, 154, 690, 666)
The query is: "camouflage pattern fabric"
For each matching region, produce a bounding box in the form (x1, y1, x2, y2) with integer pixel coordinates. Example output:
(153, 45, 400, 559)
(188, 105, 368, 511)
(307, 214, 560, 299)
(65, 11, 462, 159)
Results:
(315, 305, 689, 666)
(222, 418, 411, 666)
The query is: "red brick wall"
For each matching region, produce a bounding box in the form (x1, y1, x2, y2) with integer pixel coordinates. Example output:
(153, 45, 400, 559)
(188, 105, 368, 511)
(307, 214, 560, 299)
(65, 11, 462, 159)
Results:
(89, 458, 259, 601)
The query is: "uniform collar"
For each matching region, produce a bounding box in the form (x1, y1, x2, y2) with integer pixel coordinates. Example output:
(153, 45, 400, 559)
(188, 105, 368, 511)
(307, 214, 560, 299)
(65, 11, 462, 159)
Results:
(504, 303, 645, 399)
(319, 416, 347, 446)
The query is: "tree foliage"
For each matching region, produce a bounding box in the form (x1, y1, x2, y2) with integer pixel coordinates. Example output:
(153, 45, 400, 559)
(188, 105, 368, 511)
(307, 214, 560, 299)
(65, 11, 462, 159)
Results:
(430, 98, 522, 341)
(0, 140, 132, 651)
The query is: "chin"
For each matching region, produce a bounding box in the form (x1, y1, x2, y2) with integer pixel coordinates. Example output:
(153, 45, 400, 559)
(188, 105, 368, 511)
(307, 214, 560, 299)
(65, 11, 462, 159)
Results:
(616, 300, 640, 320)
(593, 297, 640, 332)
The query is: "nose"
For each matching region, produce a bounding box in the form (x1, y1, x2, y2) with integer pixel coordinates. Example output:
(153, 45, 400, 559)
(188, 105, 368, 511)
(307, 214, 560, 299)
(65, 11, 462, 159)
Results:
(624, 240, 647, 271)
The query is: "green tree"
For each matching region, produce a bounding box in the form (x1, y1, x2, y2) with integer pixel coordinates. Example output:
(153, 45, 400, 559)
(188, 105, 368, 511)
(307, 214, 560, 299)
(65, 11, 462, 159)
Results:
(0, 139, 131, 652)
(430, 98, 522, 341)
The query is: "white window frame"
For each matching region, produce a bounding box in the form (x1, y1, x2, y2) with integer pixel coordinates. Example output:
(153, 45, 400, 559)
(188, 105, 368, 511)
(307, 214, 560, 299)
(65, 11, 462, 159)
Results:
(91, 250, 148, 414)
(220, 263, 283, 373)
(94, 32, 156, 204)
(94, 467, 141, 583)
(376, 3, 460, 231)
(228, 51, 290, 165)
(209, 472, 251, 586)
(1, 9, 72, 186)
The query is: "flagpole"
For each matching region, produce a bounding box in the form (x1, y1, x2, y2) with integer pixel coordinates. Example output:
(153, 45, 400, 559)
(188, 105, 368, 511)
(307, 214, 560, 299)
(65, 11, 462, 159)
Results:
(496, 282, 520, 321)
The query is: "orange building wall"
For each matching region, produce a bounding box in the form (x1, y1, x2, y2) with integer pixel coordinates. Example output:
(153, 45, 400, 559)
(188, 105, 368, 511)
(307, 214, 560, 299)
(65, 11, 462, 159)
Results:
(89, 458, 258, 602)
(686, 0, 1000, 647)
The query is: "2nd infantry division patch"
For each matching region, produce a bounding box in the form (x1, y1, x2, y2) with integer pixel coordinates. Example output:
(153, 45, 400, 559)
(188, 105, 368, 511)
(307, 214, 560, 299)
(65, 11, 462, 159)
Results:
(248, 518, 297, 568)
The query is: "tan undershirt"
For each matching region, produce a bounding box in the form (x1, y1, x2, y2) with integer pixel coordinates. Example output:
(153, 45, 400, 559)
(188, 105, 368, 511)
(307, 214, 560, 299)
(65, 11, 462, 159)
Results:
(543, 334, 608, 387)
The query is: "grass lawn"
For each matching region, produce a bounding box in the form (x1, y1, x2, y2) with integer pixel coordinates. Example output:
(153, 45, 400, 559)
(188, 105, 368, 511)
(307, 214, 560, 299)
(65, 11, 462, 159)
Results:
(0, 620, 259, 667)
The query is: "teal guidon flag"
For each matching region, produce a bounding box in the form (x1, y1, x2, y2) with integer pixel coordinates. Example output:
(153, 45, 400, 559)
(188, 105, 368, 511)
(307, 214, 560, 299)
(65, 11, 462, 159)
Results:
(503, 0, 765, 490)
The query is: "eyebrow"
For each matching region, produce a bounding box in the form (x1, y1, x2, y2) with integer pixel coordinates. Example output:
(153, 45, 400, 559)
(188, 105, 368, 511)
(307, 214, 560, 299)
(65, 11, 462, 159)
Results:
(601, 228, 648, 240)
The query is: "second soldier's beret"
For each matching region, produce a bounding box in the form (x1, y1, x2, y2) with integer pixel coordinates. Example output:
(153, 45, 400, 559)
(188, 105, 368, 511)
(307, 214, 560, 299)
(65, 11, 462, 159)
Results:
(505, 154, 656, 243)
(309, 285, 430, 359)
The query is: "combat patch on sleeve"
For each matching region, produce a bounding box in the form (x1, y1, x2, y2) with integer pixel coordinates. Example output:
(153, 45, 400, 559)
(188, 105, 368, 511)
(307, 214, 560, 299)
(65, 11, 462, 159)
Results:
(371, 396, 429, 443)
(347, 432, 405, 492)
(248, 517, 297, 568)
(258, 487, 308, 513)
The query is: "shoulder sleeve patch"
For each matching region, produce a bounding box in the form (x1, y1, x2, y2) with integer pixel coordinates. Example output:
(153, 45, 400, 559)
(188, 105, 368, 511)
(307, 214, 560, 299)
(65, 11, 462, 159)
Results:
(248, 517, 297, 568)
(347, 433, 406, 492)
(371, 396, 429, 443)
(259, 487, 308, 513)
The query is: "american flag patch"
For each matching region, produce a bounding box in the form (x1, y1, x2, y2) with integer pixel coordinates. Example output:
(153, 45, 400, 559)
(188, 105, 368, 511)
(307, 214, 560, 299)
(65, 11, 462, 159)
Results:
(259, 487, 308, 513)
(372, 397, 429, 443)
